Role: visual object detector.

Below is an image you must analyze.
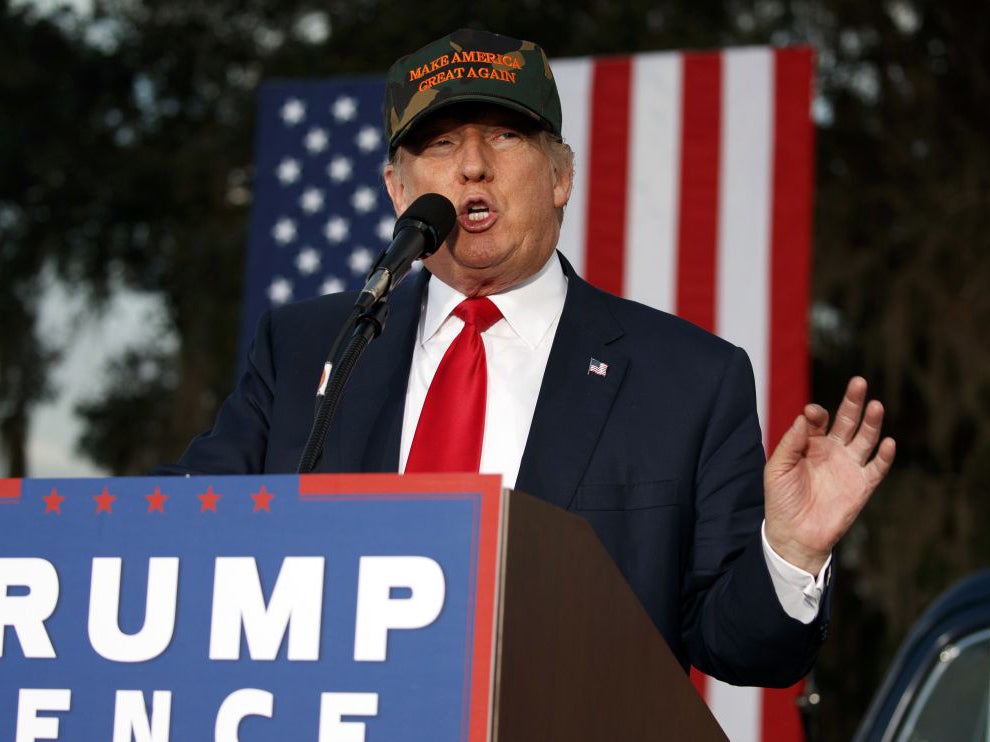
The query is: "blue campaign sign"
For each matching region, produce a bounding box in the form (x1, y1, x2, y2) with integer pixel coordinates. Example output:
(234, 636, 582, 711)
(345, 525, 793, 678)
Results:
(0, 473, 504, 742)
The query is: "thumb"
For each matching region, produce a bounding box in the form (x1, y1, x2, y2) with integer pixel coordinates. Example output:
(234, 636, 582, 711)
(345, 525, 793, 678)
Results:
(767, 414, 808, 476)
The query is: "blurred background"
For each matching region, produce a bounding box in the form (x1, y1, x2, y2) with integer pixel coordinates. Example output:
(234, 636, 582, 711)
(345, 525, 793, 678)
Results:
(2, 0, 988, 737)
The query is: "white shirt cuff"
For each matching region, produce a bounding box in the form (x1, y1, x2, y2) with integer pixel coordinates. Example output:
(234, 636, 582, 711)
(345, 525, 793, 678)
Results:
(761, 520, 830, 624)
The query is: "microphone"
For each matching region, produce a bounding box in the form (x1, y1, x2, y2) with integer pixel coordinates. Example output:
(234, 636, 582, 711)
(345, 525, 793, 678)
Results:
(356, 193, 456, 310)
(298, 193, 455, 473)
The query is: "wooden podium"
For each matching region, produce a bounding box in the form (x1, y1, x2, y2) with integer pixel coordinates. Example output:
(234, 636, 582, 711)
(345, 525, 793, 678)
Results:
(496, 490, 725, 741)
(0, 473, 725, 740)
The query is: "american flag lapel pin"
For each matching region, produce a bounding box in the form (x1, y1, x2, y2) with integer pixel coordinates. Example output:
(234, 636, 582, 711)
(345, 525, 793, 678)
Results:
(587, 357, 608, 377)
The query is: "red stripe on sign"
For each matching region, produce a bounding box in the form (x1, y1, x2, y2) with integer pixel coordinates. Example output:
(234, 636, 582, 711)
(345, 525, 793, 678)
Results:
(583, 57, 632, 296)
(676, 53, 722, 332)
(689, 665, 708, 698)
(0, 478, 22, 500)
(467, 483, 505, 742)
(767, 47, 815, 450)
(299, 472, 502, 496)
(762, 681, 807, 741)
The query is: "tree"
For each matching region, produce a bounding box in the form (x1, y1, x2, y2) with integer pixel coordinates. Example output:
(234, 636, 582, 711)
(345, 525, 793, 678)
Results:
(804, 2, 990, 737)
(0, 0, 137, 475)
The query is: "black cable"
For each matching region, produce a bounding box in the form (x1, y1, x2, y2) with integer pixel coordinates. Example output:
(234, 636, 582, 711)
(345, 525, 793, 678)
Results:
(296, 302, 390, 473)
(311, 305, 361, 419)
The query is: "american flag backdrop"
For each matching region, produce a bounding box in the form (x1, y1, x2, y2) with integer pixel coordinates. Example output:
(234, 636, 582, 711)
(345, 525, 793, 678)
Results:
(243, 47, 815, 742)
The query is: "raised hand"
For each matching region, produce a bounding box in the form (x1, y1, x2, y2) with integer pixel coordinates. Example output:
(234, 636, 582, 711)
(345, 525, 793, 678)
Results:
(763, 377, 896, 574)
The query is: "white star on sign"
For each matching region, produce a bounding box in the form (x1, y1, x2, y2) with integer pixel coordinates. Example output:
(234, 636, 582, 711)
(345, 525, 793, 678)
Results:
(376, 215, 396, 242)
(295, 247, 321, 275)
(332, 95, 357, 122)
(323, 216, 349, 243)
(276, 158, 301, 185)
(304, 127, 329, 154)
(327, 156, 353, 183)
(320, 276, 346, 295)
(299, 187, 325, 214)
(351, 186, 377, 213)
(355, 125, 382, 153)
(280, 98, 306, 126)
(347, 247, 375, 275)
(268, 277, 294, 304)
(272, 217, 297, 244)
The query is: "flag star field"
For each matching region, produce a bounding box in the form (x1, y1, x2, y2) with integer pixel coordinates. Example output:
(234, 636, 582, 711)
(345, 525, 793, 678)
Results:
(242, 79, 394, 357)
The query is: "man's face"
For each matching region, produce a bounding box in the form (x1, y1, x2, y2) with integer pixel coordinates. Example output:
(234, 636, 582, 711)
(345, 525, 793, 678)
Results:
(384, 104, 572, 296)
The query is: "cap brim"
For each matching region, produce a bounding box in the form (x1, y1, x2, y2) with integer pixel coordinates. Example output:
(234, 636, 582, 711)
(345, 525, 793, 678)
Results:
(389, 93, 553, 150)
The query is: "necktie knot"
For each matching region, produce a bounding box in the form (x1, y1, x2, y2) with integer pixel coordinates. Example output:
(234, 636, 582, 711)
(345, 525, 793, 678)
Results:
(453, 297, 502, 333)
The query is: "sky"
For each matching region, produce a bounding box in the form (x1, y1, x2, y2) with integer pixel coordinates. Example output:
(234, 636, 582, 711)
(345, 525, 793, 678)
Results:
(28, 275, 166, 477)
(13, 0, 92, 13)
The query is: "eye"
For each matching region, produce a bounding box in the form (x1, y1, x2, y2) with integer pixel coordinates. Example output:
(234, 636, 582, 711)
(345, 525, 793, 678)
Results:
(491, 129, 525, 147)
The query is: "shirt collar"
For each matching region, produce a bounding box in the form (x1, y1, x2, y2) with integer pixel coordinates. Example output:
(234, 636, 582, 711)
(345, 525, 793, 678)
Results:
(421, 252, 568, 349)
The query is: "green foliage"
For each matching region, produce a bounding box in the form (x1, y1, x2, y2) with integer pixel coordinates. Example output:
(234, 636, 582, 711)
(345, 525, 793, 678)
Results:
(807, 3, 990, 736)
(0, 0, 136, 474)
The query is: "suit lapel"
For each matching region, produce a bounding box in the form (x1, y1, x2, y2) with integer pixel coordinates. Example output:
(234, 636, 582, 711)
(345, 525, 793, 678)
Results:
(321, 271, 427, 473)
(516, 256, 627, 509)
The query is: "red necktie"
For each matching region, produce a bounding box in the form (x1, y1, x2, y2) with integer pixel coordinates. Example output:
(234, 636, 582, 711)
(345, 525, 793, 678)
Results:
(405, 297, 503, 472)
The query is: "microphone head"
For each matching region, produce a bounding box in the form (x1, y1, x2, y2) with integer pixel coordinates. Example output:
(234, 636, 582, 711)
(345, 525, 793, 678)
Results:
(393, 193, 457, 257)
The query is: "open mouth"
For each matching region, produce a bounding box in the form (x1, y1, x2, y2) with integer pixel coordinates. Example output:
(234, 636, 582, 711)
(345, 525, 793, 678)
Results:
(458, 197, 497, 231)
(466, 204, 490, 222)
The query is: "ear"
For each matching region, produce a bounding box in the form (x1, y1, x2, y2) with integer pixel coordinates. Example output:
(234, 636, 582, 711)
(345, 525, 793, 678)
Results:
(552, 163, 573, 210)
(383, 163, 407, 215)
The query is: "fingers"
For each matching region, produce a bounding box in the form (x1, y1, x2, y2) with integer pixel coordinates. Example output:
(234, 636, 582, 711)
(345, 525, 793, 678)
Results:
(865, 437, 896, 488)
(828, 376, 868, 444)
(827, 377, 894, 472)
(848, 399, 885, 464)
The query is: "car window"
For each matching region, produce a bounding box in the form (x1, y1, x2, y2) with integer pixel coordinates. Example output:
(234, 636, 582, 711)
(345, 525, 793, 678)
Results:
(896, 627, 990, 742)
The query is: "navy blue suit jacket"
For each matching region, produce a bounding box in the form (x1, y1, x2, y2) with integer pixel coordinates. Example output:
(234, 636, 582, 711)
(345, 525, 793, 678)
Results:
(166, 253, 828, 686)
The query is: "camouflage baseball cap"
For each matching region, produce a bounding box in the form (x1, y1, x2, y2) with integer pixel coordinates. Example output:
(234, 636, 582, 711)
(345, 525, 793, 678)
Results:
(384, 29, 562, 151)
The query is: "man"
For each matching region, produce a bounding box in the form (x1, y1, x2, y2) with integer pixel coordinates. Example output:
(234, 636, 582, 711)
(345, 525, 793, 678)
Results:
(164, 29, 895, 687)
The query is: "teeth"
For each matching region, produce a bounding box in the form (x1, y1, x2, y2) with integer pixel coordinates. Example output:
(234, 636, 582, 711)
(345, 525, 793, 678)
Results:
(467, 209, 489, 222)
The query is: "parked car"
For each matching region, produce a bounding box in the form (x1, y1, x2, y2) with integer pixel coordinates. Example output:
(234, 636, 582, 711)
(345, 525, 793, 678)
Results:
(854, 568, 990, 741)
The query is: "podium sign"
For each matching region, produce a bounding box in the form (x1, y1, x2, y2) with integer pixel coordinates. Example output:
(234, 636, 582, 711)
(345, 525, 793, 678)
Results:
(0, 474, 504, 741)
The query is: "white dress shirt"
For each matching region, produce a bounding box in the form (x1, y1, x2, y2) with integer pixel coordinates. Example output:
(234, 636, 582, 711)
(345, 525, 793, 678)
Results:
(399, 254, 566, 487)
(399, 254, 828, 623)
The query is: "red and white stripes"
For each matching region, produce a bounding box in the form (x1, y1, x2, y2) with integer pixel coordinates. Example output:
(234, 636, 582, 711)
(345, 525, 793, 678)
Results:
(551, 47, 815, 742)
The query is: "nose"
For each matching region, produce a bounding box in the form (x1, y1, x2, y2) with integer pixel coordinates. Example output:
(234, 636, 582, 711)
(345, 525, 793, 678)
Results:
(457, 130, 493, 183)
